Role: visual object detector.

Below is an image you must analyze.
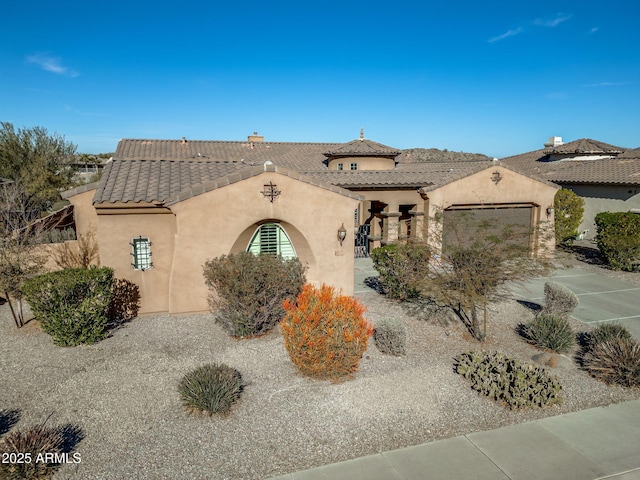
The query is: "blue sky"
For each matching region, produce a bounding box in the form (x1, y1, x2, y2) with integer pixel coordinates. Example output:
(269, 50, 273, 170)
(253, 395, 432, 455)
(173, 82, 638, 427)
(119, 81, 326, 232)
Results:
(1, 0, 638, 157)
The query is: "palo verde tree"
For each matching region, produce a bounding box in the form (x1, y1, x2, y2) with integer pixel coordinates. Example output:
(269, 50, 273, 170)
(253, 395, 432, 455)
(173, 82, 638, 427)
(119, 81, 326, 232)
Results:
(0, 181, 47, 327)
(432, 213, 552, 340)
(0, 122, 77, 212)
(373, 211, 553, 341)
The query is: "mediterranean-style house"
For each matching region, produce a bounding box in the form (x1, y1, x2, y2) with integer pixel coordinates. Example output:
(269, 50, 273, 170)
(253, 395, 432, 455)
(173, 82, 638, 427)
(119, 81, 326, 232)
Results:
(62, 131, 559, 315)
(501, 137, 640, 240)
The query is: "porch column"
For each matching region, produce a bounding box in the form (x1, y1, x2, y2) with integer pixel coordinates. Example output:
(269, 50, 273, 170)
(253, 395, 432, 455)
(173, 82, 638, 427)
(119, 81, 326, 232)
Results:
(381, 211, 401, 244)
(409, 210, 426, 242)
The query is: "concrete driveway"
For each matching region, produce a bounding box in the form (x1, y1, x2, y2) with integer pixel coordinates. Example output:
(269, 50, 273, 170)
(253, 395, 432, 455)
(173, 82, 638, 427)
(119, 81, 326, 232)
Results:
(509, 267, 640, 340)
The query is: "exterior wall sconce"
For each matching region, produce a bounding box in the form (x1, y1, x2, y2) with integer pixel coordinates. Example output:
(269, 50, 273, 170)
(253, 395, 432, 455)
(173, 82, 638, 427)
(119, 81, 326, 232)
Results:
(337, 223, 347, 246)
(546, 206, 554, 216)
(491, 171, 503, 184)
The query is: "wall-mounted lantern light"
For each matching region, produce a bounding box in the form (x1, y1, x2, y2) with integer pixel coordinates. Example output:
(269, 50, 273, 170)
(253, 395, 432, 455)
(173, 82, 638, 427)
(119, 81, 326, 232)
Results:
(546, 206, 554, 216)
(337, 223, 347, 246)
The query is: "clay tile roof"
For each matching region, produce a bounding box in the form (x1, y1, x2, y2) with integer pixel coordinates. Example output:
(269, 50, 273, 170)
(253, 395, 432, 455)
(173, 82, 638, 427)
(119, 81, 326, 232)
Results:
(547, 138, 624, 154)
(114, 138, 336, 172)
(501, 140, 640, 186)
(94, 159, 362, 205)
(305, 161, 494, 189)
(95, 138, 561, 205)
(94, 159, 247, 204)
(543, 158, 640, 185)
(323, 138, 401, 157)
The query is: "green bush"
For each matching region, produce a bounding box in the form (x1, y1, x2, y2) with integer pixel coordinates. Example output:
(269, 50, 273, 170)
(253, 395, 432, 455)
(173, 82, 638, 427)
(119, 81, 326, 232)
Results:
(281, 284, 374, 380)
(179, 363, 244, 415)
(554, 189, 584, 245)
(0, 424, 64, 479)
(582, 337, 640, 387)
(541, 282, 578, 317)
(585, 323, 632, 351)
(374, 318, 407, 356)
(203, 252, 306, 338)
(522, 314, 575, 353)
(454, 351, 563, 410)
(595, 212, 640, 271)
(22, 267, 114, 346)
(370, 243, 431, 300)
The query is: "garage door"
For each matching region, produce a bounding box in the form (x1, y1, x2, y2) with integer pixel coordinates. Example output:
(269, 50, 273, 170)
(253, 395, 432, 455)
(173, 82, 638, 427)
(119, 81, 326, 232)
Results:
(443, 205, 533, 248)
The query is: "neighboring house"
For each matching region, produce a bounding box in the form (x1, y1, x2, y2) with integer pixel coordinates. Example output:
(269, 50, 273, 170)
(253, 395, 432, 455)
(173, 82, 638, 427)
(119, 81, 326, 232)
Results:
(501, 138, 640, 240)
(62, 132, 558, 315)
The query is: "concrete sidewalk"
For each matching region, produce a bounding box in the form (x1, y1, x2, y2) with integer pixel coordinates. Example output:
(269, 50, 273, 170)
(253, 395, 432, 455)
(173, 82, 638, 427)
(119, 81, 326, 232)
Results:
(266, 399, 640, 480)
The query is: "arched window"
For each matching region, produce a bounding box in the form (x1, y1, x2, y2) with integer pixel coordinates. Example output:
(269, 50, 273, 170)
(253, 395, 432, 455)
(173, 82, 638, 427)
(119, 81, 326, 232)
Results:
(247, 223, 296, 258)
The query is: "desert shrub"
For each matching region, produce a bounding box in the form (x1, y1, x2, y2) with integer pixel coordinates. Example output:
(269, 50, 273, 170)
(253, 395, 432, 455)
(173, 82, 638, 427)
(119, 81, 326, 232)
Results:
(370, 243, 431, 300)
(281, 284, 374, 380)
(582, 337, 640, 387)
(374, 318, 407, 356)
(179, 363, 244, 415)
(22, 267, 114, 346)
(585, 323, 632, 351)
(51, 228, 99, 269)
(203, 252, 306, 337)
(0, 424, 64, 479)
(541, 282, 578, 317)
(522, 314, 575, 353)
(454, 351, 563, 409)
(595, 212, 640, 271)
(554, 189, 584, 245)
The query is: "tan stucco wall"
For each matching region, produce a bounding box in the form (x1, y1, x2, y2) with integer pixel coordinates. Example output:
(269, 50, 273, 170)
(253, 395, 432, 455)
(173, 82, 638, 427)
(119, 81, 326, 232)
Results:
(559, 184, 640, 240)
(166, 172, 359, 314)
(328, 157, 395, 171)
(423, 166, 558, 254)
(96, 209, 176, 313)
(66, 189, 98, 236)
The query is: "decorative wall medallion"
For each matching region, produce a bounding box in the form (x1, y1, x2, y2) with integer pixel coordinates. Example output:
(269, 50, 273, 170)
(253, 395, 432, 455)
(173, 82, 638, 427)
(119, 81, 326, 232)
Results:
(261, 182, 281, 202)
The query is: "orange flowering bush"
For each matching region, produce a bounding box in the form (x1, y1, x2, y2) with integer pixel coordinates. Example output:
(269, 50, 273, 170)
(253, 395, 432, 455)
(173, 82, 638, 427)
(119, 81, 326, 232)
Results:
(281, 283, 374, 380)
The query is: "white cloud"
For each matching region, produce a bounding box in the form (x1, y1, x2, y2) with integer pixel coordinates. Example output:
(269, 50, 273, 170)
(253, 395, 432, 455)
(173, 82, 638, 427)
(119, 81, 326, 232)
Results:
(488, 27, 523, 43)
(26, 53, 78, 77)
(589, 27, 599, 34)
(534, 14, 572, 27)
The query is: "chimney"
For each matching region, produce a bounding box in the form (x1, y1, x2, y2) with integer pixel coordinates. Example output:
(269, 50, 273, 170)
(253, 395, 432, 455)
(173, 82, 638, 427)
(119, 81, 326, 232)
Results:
(248, 131, 264, 143)
(544, 136, 563, 148)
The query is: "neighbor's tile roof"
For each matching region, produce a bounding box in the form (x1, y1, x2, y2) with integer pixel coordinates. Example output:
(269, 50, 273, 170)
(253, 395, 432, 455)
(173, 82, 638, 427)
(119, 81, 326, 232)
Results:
(500, 139, 640, 186)
(547, 138, 624, 155)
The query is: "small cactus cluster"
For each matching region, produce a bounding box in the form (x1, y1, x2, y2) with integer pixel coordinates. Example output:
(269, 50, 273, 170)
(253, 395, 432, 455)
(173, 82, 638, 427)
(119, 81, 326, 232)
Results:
(454, 351, 563, 410)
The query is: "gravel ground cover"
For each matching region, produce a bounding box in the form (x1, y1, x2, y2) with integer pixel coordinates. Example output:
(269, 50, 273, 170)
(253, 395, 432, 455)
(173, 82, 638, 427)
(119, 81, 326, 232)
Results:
(1, 254, 638, 479)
